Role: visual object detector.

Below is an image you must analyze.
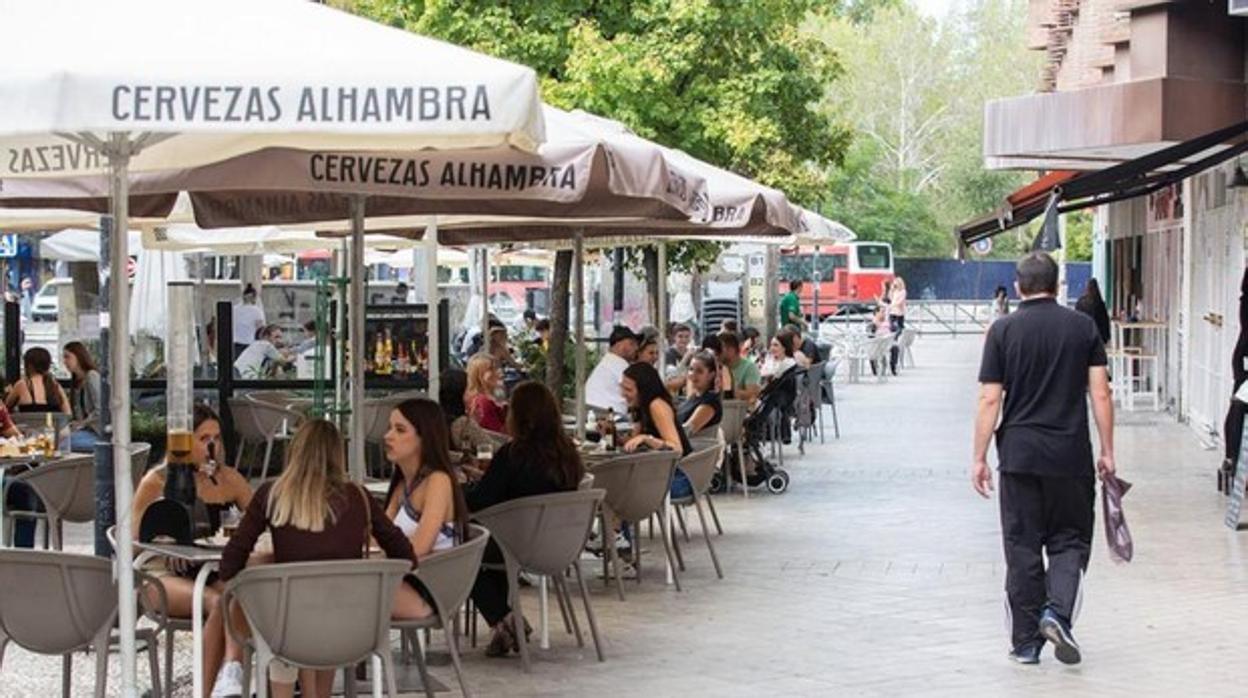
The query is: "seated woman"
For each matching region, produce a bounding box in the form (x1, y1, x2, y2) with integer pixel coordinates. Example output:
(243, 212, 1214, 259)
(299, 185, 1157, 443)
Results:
(131, 404, 253, 698)
(760, 330, 798, 383)
(465, 354, 508, 433)
(219, 419, 424, 698)
(488, 325, 525, 372)
(635, 330, 660, 367)
(0, 400, 19, 438)
(678, 351, 723, 438)
(621, 362, 694, 497)
(63, 341, 102, 453)
(6, 347, 70, 414)
(440, 368, 498, 465)
(465, 381, 585, 657)
(0, 395, 30, 547)
(384, 398, 470, 560)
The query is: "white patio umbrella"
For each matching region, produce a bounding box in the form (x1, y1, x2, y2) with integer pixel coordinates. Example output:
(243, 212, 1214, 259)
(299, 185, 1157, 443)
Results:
(39, 227, 142, 262)
(793, 209, 857, 329)
(129, 246, 190, 340)
(175, 125, 809, 443)
(0, 2, 546, 693)
(0, 207, 110, 233)
(141, 224, 417, 255)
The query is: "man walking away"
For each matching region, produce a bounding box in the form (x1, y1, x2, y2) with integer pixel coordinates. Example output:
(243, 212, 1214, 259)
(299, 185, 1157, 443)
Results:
(971, 252, 1116, 666)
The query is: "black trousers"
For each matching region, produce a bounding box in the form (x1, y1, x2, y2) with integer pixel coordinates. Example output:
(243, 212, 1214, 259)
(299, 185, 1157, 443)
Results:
(1224, 378, 1246, 464)
(470, 541, 511, 626)
(999, 472, 1094, 650)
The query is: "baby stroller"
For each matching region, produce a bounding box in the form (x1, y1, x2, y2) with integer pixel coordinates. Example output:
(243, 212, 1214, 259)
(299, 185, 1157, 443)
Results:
(713, 365, 800, 495)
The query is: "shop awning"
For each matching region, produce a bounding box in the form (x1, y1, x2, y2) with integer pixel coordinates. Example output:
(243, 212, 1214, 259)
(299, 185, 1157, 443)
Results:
(958, 120, 1248, 246)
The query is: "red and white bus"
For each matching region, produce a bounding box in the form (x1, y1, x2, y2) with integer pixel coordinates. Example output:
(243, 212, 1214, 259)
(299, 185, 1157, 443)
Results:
(778, 241, 894, 317)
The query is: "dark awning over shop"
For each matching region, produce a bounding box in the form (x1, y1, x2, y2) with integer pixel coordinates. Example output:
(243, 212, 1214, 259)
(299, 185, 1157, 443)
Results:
(958, 120, 1248, 246)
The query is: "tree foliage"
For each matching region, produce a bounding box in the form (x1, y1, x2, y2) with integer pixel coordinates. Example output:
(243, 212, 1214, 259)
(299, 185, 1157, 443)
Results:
(350, 0, 851, 273)
(1063, 210, 1093, 262)
(811, 0, 1041, 258)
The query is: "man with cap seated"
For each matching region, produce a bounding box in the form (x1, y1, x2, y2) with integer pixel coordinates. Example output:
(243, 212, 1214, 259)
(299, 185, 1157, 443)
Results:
(584, 325, 640, 414)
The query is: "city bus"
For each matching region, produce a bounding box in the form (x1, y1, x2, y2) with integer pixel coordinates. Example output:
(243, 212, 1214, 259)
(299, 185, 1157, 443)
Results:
(777, 241, 894, 317)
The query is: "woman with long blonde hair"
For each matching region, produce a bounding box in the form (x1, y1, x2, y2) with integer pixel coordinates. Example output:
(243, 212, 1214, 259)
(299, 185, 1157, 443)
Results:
(219, 419, 429, 698)
(464, 354, 507, 432)
(888, 276, 908, 334)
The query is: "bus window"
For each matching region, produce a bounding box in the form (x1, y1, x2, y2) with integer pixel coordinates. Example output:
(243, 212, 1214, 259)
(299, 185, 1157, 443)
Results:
(780, 254, 847, 281)
(498, 265, 549, 283)
(856, 244, 891, 270)
(779, 254, 811, 281)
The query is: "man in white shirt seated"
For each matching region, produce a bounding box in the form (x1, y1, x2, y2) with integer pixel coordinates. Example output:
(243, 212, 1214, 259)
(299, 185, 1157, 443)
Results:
(232, 284, 266, 359)
(584, 326, 640, 414)
(234, 324, 292, 379)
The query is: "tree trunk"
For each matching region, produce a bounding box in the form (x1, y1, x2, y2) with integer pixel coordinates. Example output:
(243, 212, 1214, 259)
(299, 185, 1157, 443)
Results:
(643, 246, 659, 328)
(546, 249, 573, 396)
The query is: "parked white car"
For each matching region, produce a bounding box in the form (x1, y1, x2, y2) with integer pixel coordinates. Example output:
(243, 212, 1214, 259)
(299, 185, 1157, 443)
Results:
(30, 278, 70, 322)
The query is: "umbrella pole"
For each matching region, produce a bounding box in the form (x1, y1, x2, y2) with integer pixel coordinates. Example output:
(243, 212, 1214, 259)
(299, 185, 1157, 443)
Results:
(106, 132, 138, 698)
(574, 231, 586, 441)
(812, 245, 820, 334)
(332, 242, 345, 426)
(348, 195, 367, 482)
(425, 221, 440, 399)
(655, 242, 675, 586)
(657, 243, 669, 376)
(480, 246, 490, 340)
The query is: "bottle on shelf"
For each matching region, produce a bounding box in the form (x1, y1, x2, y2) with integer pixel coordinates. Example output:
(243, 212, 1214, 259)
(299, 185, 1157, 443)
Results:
(373, 332, 389, 375)
(602, 407, 617, 451)
(397, 342, 409, 376)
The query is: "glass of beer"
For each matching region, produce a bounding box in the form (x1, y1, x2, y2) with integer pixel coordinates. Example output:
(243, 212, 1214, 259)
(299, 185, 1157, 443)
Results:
(167, 430, 194, 463)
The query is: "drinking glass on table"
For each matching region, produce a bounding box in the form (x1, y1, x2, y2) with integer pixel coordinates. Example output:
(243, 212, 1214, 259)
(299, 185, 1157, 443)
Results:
(220, 506, 242, 539)
(476, 442, 494, 463)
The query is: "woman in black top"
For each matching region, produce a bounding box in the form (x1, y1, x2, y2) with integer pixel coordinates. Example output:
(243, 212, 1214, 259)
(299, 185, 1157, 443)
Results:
(465, 381, 585, 657)
(1224, 269, 1248, 482)
(621, 362, 691, 457)
(5, 347, 69, 414)
(678, 351, 722, 438)
(1074, 278, 1111, 344)
(620, 362, 695, 498)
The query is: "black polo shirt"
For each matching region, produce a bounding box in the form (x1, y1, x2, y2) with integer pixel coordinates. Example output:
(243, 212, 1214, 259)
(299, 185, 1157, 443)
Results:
(978, 297, 1107, 478)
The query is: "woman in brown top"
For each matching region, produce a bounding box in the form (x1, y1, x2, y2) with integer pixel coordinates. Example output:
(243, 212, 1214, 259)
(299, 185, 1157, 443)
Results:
(220, 419, 422, 698)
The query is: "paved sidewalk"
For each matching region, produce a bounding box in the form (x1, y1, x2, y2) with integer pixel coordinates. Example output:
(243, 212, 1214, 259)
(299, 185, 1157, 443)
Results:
(5, 335, 1246, 696)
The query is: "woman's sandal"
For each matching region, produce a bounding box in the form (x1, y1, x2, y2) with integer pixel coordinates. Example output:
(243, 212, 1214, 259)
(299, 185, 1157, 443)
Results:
(503, 613, 533, 653)
(485, 622, 514, 658)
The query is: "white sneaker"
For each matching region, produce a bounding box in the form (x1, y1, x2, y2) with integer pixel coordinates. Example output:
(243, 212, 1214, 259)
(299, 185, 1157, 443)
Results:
(211, 660, 245, 698)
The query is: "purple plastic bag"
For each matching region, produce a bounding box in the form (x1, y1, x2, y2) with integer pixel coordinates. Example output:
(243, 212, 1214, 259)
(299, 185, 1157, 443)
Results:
(1101, 474, 1134, 563)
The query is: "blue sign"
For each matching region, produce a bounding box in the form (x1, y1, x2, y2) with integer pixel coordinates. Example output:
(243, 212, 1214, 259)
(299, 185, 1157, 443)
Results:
(0, 234, 17, 258)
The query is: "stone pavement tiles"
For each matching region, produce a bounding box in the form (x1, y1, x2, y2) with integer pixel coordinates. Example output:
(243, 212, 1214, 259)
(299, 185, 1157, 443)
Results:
(5, 336, 1248, 696)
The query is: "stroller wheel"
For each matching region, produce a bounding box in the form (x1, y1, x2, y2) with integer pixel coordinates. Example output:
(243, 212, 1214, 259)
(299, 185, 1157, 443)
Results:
(766, 472, 789, 494)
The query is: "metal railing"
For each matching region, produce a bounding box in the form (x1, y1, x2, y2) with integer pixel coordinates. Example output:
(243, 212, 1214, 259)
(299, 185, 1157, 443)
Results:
(813, 300, 1000, 338)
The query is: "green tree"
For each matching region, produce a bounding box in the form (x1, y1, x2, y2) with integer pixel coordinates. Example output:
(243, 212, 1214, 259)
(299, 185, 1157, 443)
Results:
(810, 0, 1040, 258)
(349, 0, 852, 364)
(1063, 210, 1093, 262)
(823, 140, 947, 256)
